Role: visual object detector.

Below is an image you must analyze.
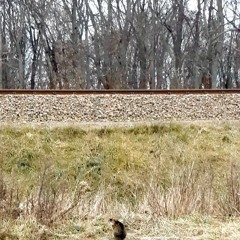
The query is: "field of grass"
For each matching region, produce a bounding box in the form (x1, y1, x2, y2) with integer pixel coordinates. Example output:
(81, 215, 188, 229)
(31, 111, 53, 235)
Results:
(1, 122, 240, 239)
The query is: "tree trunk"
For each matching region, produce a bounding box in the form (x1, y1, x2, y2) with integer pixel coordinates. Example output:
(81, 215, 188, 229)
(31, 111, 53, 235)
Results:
(0, 14, 2, 89)
(193, 0, 201, 89)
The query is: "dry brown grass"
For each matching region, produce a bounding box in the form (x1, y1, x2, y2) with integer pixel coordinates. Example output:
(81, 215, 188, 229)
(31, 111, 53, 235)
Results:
(1, 122, 240, 239)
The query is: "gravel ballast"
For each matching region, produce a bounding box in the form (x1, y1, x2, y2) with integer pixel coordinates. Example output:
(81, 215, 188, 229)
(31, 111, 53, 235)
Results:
(0, 94, 240, 123)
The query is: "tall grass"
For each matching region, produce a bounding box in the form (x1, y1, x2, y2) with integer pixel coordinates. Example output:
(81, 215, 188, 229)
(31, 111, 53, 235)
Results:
(1, 123, 240, 238)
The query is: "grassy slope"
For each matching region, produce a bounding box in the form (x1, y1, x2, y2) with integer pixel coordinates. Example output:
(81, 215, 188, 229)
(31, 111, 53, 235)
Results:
(1, 123, 240, 239)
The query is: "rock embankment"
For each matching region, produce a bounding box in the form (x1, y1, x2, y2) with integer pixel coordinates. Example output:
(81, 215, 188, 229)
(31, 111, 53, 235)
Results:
(0, 94, 240, 123)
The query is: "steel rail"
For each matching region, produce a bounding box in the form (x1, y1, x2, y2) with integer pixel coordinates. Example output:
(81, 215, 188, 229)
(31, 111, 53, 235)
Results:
(0, 89, 240, 95)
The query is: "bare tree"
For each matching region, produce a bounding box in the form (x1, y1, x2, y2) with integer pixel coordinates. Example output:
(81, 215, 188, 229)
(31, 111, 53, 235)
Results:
(0, 0, 239, 90)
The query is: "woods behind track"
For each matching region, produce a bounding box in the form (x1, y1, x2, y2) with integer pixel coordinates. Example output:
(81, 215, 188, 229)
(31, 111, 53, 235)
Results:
(1, 89, 240, 95)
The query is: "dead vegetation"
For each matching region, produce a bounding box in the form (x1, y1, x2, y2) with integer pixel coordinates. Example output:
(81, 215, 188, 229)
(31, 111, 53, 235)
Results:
(1, 123, 240, 239)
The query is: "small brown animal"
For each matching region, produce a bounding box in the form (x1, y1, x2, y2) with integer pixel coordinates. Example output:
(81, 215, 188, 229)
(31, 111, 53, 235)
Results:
(109, 218, 127, 240)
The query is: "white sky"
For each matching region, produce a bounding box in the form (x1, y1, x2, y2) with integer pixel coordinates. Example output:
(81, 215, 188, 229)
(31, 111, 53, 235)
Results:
(188, 0, 197, 11)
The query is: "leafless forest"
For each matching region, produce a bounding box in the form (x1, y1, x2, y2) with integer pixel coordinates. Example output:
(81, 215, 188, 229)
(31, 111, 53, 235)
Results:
(0, 0, 239, 89)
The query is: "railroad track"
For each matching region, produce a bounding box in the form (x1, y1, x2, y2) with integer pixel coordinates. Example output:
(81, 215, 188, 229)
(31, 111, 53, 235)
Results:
(0, 89, 240, 95)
